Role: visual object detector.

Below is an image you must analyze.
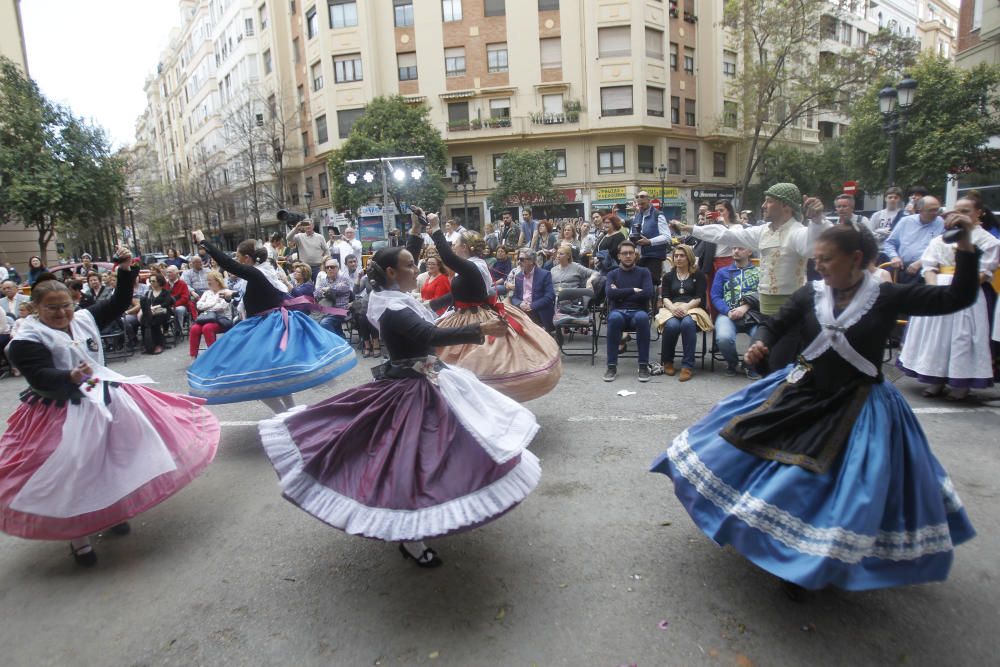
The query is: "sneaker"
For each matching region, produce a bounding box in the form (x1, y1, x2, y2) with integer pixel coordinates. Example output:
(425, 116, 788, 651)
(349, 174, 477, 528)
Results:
(638, 364, 650, 382)
(725, 365, 738, 377)
(603, 366, 617, 382)
(746, 368, 762, 381)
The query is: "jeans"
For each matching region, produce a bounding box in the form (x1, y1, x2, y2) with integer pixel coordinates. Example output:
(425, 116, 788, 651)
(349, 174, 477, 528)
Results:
(606, 309, 650, 366)
(714, 314, 758, 369)
(320, 314, 347, 338)
(174, 306, 190, 331)
(660, 315, 697, 369)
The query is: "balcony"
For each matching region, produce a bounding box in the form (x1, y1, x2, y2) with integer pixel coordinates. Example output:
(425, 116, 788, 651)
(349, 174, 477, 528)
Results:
(530, 111, 580, 125)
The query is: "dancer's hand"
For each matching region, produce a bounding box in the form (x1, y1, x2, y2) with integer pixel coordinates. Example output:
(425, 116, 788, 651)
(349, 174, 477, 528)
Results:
(113, 246, 132, 265)
(69, 361, 93, 385)
(480, 319, 508, 337)
(744, 341, 768, 366)
(426, 213, 440, 234)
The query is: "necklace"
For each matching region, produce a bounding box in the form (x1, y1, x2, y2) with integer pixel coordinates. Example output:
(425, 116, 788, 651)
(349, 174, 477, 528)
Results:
(676, 271, 690, 294)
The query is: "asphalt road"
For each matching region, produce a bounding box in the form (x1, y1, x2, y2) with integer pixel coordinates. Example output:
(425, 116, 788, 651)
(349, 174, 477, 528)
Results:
(0, 341, 998, 667)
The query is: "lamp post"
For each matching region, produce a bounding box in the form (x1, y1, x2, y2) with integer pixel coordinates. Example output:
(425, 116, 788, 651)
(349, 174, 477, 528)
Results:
(304, 190, 313, 216)
(878, 75, 918, 187)
(657, 163, 668, 205)
(124, 195, 141, 256)
(344, 155, 426, 233)
(450, 164, 478, 230)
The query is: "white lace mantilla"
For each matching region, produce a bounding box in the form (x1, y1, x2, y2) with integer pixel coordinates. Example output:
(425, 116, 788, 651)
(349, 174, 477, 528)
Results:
(799, 272, 881, 377)
(367, 289, 438, 331)
(668, 431, 961, 564)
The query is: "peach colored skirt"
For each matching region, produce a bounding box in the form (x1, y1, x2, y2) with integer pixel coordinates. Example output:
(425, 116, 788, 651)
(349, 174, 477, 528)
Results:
(436, 305, 561, 402)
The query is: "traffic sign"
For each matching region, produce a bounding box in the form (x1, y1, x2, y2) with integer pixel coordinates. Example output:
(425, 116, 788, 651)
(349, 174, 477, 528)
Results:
(843, 181, 858, 194)
(651, 198, 662, 209)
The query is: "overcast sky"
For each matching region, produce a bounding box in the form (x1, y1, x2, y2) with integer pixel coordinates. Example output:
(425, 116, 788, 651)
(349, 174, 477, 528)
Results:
(20, 0, 181, 149)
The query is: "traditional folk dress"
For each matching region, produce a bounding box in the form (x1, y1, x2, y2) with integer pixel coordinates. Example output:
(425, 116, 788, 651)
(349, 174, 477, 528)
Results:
(1, 266, 219, 540)
(429, 229, 561, 402)
(897, 227, 1000, 390)
(651, 249, 982, 591)
(186, 242, 356, 404)
(257, 234, 540, 541)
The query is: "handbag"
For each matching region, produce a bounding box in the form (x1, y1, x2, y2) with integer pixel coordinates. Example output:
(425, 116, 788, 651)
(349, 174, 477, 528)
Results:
(196, 310, 233, 329)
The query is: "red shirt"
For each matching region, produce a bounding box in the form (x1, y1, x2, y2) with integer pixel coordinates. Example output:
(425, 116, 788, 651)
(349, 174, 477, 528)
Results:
(421, 273, 451, 314)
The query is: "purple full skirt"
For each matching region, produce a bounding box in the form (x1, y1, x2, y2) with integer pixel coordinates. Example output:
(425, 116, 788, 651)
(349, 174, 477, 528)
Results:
(258, 377, 541, 541)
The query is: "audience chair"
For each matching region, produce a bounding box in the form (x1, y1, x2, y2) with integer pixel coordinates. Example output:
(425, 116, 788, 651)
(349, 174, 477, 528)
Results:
(553, 288, 598, 365)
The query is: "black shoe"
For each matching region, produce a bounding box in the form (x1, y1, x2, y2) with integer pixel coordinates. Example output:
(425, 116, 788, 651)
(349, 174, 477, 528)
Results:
(603, 366, 617, 382)
(638, 364, 650, 382)
(70, 543, 97, 567)
(725, 365, 738, 377)
(398, 543, 443, 568)
(109, 522, 131, 536)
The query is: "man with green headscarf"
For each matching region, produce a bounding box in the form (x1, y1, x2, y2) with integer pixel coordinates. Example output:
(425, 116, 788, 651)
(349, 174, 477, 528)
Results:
(673, 183, 828, 317)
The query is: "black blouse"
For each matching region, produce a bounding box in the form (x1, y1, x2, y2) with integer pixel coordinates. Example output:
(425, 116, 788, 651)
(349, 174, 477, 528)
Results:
(201, 241, 285, 316)
(431, 229, 489, 302)
(596, 230, 626, 267)
(661, 270, 706, 305)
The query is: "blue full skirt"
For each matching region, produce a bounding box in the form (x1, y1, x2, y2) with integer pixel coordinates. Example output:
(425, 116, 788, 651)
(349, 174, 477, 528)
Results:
(650, 367, 976, 591)
(187, 310, 357, 404)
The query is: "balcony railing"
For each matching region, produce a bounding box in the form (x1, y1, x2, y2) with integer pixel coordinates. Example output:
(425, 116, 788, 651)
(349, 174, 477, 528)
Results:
(529, 111, 580, 125)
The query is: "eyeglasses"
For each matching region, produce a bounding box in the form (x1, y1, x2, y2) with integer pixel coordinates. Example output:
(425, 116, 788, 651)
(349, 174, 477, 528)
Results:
(42, 303, 74, 313)
(619, 250, 636, 256)
(519, 257, 533, 262)
(325, 265, 338, 269)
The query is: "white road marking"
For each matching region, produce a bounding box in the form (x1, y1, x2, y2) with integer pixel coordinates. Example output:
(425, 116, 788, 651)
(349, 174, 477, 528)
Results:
(912, 407, 1000, 416)
(567, 414, 679, 423)
(218, 420, 260, 427)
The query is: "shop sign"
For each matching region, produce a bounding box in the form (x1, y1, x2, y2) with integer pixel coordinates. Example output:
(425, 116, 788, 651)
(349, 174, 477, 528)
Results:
(691, 189, 736, 200)
(596, 186, 627, 200)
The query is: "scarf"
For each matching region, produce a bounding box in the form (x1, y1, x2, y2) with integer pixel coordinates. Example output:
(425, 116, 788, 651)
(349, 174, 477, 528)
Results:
(799, 272, 881, 377)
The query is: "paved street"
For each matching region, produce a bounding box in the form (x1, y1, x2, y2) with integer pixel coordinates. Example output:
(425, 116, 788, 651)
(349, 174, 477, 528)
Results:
(0, 343, 998, 667)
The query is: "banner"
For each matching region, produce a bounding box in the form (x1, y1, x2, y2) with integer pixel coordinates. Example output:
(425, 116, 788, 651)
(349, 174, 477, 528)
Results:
(596, 186, 627, 200)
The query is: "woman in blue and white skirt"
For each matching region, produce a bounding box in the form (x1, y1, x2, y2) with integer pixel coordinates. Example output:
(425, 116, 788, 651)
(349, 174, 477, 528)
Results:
(652, 219, 979, 593)
(187, 240, 356, 412)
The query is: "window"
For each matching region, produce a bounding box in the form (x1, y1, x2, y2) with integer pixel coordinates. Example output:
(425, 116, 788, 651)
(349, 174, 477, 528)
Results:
(263, 49, 272, 74)
(543, 93, 563, 115)
(290, 182, 299, 206)
(668, 147, 680, 174)
(334, 53, 363, 82)
(306, 6, 318, 38)
(302, 131, 309, 156)
(448, 101, 470, 127)
(669, 42, 678, 71)
(684, 98, 696, 126)
(487, 43, 508, 73)
(259, 3, 268, 29)
(442, 0, 462, 21)
(489, 97, 511, 119)
(297, 84, 305, 113)
(683, 47, 695, 75)
(445, 47, 466, 76)
(540, 37, 561, 69)
(292, 37, 301, 63)
(724, 101, 738, 128)
(538, 0, 558, 9)
(290, 0, 296, 13)
(838, 21, 852, 45)
(484, 0, 505, 16)
(723, 50, 736, 78)
(684, 148, 697, 176)
(638, 145, 654, 174)
(306, 176, 314, 198)
(328, 0, 358, 29)
(315, 114, 328, 144)
(245, 17, 255, 36)
(336, 108, 363, 138)
(713, 152, 727, 178)
(647, 86, 664, 117)
(311, 61, 324, 90)
(394, 0, 413, 27)
(597, 146, 626, 175)
(645, 27, 664, 60)
(319, 172, 329, 199)
(551, 149, 567, 177)
(670, 96, 680, 123)
(267, 94, 277, 119)
(492, 153, 504, 181)
(397, 52, 417, 81)
(598, 26, 631, 58)
(600, 85, 632, 116)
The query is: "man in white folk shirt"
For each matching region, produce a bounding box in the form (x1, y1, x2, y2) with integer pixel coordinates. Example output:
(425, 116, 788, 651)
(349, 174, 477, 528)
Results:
(672, 182, 830, 372)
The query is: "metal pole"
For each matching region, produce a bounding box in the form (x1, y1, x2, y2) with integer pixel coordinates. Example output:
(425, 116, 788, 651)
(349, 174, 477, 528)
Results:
(462, 184, 469, 229)
(128, 207, 141, 256)
(381, 159, 393, 233)
(887, 128, 898, 188)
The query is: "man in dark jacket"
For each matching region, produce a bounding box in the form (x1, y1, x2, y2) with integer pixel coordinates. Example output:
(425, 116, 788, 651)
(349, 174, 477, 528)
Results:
(511, 249, 555, 332)
(603, 240, 654, 382)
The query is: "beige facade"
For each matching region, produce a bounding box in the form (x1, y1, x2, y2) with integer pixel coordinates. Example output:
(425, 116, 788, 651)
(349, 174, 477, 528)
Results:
(917, 0, 959, 58)
(0, 0, 27, 72)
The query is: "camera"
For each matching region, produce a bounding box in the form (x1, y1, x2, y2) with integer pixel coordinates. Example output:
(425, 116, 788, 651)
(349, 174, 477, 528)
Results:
(277, 209, 307, 229)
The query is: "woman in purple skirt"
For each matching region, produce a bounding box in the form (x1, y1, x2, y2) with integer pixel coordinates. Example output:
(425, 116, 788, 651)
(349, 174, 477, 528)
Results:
(258, 217, 541, 567)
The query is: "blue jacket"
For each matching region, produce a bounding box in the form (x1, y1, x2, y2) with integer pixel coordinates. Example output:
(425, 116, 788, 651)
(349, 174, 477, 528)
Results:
(606, 265, 654, 311)
(631, 207, 668, 260)
(711, 263, 760, 315)
(512, 266, 555, 327)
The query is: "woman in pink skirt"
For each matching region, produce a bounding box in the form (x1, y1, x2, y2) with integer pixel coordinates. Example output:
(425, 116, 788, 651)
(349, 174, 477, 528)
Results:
(1, 248, 220, 566)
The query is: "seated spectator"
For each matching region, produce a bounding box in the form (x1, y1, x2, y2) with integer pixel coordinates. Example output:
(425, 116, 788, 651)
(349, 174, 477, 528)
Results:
(290, 262, 315, 298)
(165, 247, 185, 268)
(420, 256, 451, 315)
(557, 224, 581, 264)
(26, 256, 47, 286)
(189, 270, 234, 358)
(165, 265, 194, 325)
(530, 220, 559, 268)
(316, 259, 353, 338)
(74, 253, 96, 276)
(139, 274, 174, 355)
(602, 240, 654, 382)
(510, 248, 556, 331)
(659, 245, 708, 382)
(67, 280, 90, 310)
(490, 246, 512, 285)
(551, 243, 597, 292)
(11, 302, 33, 336)
(182, 255, 211, 299)
(710, 246, 762, 378)
(2, 279, 31, 322)
(85, 272, 110, 301)
(0, 307, 12, 376)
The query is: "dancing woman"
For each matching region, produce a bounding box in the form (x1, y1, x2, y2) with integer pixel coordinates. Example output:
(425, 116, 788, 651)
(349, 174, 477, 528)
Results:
(425, 209, 561, 402)
(257, 221, 541, 567)
(187, 240, 357, 412)
(652, 218, 980, 593)
(1, 248, 219, 566)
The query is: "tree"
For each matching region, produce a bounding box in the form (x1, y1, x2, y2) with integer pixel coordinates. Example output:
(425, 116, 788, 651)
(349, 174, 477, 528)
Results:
(844, 53, 1000, 194)
(724, 0, 917, 201)
(749, 139, 849, 210)
(487, 149, 565, 212)
(327, 96, 448, 215)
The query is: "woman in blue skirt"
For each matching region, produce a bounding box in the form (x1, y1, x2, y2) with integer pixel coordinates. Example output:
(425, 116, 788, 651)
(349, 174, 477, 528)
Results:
(652, 217, 979, 594)
(187, 240, 356, 411)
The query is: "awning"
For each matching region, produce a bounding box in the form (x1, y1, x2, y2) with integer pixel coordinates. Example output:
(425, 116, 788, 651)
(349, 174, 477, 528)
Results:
(440, 90, 476, 100)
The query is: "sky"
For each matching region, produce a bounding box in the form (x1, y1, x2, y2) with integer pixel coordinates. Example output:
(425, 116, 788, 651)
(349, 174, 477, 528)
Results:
(19, 0, 181, 149)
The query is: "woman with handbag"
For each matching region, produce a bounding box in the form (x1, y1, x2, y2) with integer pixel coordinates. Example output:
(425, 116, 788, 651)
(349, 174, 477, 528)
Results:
(188, 271, 234, 358)
(139, 274, 174, 355)
(658, 244, 710, 381)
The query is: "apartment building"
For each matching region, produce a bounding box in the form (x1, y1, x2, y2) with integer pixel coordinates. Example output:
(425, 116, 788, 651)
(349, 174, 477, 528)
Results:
(917, 0, 959, 58)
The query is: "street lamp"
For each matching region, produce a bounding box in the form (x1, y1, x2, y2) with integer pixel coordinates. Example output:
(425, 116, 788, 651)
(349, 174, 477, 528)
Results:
(124, 195, 141, 256)
(344, 155, 426, 233)
(878, 74, 918, 187)
(304, 190, 313, 216)
(657, 163, 668, 205)
(450, 164, 478, 230)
